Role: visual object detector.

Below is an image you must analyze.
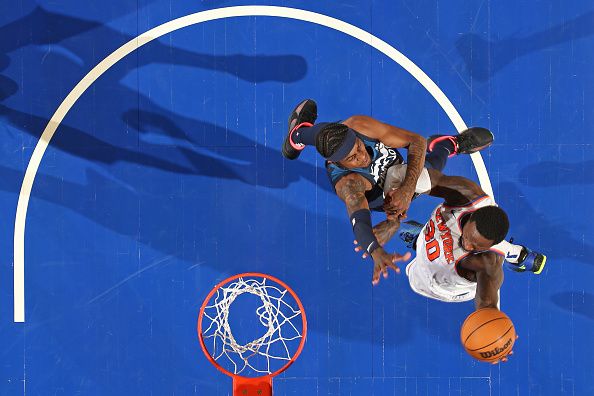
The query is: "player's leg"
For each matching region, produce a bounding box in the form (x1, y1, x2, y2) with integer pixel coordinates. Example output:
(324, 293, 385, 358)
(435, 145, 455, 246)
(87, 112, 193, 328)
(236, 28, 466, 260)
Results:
(424, 137, 455, 171)
(282, 99, 319, 159)
(425, 127, 495, 171)
(406, 258, 475, 302)
(384, 163, 432, 195)
(493, 239, 547, 275)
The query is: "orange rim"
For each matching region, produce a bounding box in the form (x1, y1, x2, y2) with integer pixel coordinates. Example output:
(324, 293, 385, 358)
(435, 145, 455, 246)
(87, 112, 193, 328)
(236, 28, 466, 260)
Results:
(197, 272, 308, 380)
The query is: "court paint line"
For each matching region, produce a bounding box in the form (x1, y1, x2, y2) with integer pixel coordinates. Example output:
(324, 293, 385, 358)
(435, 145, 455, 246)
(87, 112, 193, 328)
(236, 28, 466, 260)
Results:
(13, 5, 492, 322)
(86, 255, 174, 305)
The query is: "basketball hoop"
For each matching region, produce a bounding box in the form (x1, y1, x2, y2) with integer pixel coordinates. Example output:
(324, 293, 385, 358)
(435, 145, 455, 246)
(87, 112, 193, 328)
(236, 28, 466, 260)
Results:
(197, 273, 307, 395)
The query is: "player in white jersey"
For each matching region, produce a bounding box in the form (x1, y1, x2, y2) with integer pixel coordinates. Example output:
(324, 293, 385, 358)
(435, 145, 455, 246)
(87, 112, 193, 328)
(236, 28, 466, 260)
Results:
(408, 194, 507, 303)
(354, 167, 546, 364)
(354, 166, 546, 303)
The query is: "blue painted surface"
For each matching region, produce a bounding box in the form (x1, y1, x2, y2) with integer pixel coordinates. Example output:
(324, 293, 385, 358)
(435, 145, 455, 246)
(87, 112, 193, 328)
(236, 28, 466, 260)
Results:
(1, 1, 593, 395)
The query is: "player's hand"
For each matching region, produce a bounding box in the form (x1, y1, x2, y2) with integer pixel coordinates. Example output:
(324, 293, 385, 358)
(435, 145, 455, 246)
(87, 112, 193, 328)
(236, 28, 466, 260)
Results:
(384, 187, 414, 218)
(353, 220, 401, 257)
(491, 335, 519, 364)
(353, 240, 371, 259)
(370, 247, 411, 285)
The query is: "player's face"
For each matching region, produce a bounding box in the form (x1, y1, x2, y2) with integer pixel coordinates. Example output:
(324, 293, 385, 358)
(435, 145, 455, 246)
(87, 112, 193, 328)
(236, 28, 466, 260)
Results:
(338, 138, 371, 168)
(460, 220, 495, 252)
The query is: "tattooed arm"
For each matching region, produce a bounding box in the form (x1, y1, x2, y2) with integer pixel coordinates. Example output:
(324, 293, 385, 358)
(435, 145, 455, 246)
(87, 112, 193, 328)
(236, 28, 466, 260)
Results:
(335, 174, 410, 285)
(334, 173, 372, 216)
(372, 218, 401, 247)
(342, 115, 426, 217)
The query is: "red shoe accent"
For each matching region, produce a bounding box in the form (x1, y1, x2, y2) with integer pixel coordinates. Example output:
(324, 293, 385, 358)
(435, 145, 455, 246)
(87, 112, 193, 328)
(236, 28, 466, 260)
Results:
(428, 135, 458, 158)
(289, 122, 313, 150)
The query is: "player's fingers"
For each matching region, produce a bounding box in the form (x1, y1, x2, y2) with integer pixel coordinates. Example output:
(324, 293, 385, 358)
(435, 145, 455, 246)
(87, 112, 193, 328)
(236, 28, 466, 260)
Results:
(362, 253, 368, 259)
(509, 351, 514, 355)
(372, 267, 380, 286)
(353, 240, 358, 245)
(393, 252, 411, 262)
(354, 246, 362, 252)
(388, 261, 401, 274)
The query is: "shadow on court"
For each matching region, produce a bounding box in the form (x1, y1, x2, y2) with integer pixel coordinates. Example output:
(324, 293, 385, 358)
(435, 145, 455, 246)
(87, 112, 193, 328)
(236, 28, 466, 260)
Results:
(0, 8, 318, 189)
(121, 108, 334, 192)
(456, 10, 594, 81)
(0, 6, 307, 83)
(519, 160, 594, 186)
(496, 181, 593, 267)
(551, 291, 594, 321)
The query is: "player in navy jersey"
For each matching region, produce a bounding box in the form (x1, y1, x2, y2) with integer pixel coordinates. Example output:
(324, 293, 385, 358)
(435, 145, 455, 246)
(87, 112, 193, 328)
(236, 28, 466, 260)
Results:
(282, 99, 494, 281)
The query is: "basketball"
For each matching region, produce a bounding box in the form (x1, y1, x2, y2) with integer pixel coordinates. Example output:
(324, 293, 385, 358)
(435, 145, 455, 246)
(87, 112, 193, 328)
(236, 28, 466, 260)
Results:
(460, 308, 516, 362)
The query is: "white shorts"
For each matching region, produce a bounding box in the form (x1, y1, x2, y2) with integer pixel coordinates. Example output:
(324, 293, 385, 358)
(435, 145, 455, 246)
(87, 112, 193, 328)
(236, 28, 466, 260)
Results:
(405, 259, 476, 303)
(383, 164, 432, 195)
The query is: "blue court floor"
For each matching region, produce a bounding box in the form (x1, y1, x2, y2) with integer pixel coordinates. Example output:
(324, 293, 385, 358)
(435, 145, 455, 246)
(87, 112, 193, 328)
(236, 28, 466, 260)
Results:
(1, 1, 593, 395)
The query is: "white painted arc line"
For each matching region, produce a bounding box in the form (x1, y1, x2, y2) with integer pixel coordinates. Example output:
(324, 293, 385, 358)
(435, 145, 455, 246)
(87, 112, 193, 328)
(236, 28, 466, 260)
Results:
(13, 5, 493, 322)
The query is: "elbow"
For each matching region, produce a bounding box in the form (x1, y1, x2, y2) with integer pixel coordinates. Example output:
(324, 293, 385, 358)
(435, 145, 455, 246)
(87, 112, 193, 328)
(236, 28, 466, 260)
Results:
(342, 115, 369, 131)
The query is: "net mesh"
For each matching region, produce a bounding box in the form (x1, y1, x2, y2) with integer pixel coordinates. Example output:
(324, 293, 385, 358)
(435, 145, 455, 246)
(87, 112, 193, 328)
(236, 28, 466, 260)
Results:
(201, 276, 304, 376)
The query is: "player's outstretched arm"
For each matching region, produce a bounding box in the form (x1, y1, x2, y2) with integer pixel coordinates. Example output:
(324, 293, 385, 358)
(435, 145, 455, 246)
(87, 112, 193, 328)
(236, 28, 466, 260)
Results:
(467, 253, 504, 310)
(354, 217, 402, 259)
(467, 253, 517, 364)
(426, 169, 488, 207)
(336, 173, 410, 285)
(343, 115, 427, 217)
(372, 218, 402, 247)
(335, 173, 372, 216)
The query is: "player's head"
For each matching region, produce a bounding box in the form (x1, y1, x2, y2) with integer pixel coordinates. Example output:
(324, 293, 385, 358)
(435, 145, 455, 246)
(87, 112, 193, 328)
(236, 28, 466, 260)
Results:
(461, 206, 509, 252)
(315, 123, 370, 168)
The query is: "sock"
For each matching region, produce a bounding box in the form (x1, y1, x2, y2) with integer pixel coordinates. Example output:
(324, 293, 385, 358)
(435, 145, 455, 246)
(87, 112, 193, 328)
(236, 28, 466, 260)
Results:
(493, 239, 524, 263)
(425, 138, 455, 171)
(292, 122, 330, 146)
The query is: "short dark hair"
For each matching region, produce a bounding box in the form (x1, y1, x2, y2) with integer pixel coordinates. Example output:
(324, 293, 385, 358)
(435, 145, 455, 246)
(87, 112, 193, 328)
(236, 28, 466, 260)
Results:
(470, 206, 509, 244)
(315, 123, 350, 159)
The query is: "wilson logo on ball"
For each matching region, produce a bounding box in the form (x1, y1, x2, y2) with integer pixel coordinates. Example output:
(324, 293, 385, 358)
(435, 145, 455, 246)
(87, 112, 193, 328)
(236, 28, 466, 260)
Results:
(478, 337, 513, 359)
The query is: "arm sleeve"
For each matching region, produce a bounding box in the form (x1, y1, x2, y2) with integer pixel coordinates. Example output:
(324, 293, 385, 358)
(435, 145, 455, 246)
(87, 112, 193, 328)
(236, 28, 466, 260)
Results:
(350, 209, 380, 254)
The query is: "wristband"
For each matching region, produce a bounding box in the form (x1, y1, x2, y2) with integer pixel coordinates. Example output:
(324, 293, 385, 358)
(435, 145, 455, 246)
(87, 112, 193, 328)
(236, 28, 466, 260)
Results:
(350, 209, 380, 254)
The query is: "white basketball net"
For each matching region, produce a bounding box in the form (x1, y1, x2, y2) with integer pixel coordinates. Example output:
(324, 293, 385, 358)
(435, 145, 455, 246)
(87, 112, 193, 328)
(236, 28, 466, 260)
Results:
(201, 276, 304, 375)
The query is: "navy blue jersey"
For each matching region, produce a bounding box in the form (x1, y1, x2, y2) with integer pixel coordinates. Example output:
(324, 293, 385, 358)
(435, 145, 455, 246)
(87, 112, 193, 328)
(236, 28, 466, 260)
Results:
(326, 131, 404, 210)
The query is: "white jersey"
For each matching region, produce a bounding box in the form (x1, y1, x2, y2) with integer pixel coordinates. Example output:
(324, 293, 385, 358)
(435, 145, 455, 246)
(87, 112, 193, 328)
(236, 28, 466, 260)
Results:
(406, 196, 505, 302)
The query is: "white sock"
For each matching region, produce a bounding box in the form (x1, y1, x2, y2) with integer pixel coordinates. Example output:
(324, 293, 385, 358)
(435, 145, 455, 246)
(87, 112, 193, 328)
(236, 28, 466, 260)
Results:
(493, 240, 524, 263)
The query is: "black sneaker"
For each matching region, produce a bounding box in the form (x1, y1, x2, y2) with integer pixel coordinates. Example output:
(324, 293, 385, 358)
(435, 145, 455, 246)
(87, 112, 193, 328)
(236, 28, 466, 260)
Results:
(428, 127, 494, 155)
(282, 99, 317, 160)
